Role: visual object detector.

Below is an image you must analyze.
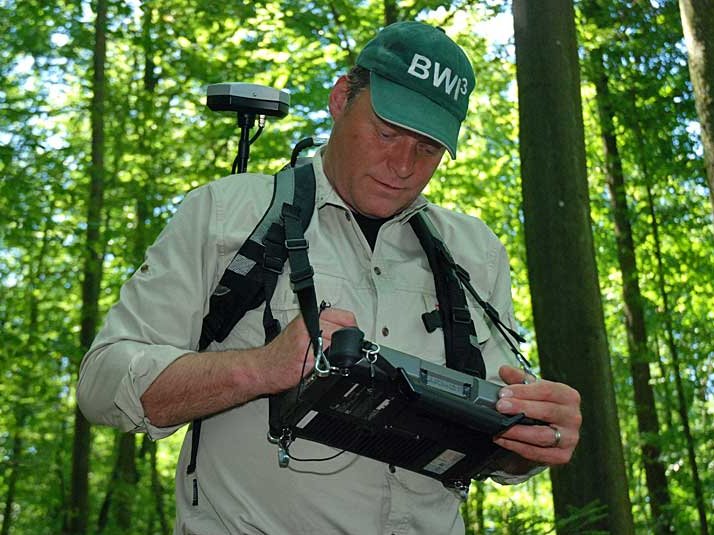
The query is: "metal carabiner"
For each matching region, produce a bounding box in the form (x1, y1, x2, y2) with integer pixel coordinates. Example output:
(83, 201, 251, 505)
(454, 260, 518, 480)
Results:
(313, 336, 331, 377)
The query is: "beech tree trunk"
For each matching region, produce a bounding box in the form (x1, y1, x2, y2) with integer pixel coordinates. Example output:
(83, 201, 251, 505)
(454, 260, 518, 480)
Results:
(65, 0, 108, 532)
(513, 1, 634, 533)
(678, 0, 714, 220)
(629, 100, 711, 535)
(591, 47, 673, 534)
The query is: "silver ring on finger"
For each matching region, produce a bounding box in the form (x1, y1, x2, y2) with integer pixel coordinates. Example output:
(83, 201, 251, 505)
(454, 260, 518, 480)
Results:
(549, 425, 562, 448)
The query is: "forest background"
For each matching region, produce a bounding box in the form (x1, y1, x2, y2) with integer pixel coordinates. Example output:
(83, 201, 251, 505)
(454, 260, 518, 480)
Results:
(1, 0, 712, 534)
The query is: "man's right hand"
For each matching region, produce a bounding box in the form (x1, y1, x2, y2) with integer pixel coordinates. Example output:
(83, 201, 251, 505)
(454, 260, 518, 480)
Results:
(258, 308, 359, 394)
(140, 308, 358, 428)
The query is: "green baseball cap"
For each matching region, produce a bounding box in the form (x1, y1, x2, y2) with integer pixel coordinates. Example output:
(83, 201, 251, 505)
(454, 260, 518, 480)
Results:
(356, 21, 475, 158)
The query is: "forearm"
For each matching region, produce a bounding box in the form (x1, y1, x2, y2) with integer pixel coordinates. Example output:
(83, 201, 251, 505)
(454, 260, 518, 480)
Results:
(140, 346, 273, 428)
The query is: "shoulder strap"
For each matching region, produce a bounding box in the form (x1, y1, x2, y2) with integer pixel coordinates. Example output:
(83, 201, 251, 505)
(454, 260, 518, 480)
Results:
(187, 164, 316, 503)
(198, 164, 316, 351)
(409, 211, 486, 379)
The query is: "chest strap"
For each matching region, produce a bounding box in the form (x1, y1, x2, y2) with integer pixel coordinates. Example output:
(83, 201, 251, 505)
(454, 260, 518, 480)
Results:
(409, 211, 486, 379)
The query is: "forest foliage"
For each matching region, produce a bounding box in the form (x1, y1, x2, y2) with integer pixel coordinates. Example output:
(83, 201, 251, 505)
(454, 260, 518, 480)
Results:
(1, 0, 712, 533)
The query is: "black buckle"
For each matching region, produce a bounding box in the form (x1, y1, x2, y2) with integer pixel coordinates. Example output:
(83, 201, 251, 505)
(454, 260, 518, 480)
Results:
(452, 307, 471, 324)
(421, 309, 442, 333)
(263, 254, 284, 274)
(285, 238, 308, 251)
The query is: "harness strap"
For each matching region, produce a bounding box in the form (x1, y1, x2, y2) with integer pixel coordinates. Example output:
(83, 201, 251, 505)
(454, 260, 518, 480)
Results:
(267, 202, 322, 438)
(261, 220, 287, 344)
(197, 167, 298, 351)
(189, 165, 316, 490)
(409, 211, 486, 378)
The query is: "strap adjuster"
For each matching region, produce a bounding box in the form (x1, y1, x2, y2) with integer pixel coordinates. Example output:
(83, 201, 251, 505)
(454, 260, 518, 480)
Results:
(289, 266, 314, 285)
(263, 254, 284, 274)
(422, 309, 442, 333)
(285, 238, 308, 251)
(452, 307, 471, 324)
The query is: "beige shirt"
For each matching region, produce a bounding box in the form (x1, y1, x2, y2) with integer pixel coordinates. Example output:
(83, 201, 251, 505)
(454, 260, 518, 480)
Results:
(78, 151, 533, 535)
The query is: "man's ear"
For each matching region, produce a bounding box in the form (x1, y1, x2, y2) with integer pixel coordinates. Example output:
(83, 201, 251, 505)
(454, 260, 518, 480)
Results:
(328, 75, 351, 120)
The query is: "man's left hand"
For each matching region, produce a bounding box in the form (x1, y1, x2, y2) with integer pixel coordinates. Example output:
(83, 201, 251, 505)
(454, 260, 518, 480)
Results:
(493, 366, 582, 466)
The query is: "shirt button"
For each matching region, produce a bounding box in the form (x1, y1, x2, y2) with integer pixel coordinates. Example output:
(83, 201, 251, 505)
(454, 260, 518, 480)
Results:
(345, 211, 351, 221)
(373, 266, 381, 275)
(382, 326, 390, 337)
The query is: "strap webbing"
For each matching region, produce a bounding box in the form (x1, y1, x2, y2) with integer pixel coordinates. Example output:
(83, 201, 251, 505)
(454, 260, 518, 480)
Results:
(189, 164, 316, 483)
(409, 212, 486, 378)
(268, 202, 320, 438)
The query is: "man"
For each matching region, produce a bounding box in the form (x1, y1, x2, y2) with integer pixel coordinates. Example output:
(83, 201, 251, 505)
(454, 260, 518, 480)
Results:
(78, 21, 581, 534)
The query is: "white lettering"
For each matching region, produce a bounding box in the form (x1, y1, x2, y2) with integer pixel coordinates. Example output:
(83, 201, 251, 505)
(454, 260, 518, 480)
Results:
(433, 62, 460, 98)
(406, 53, 468, 102)
(460, 78, 469, 96)
(407, 53, 431, 80)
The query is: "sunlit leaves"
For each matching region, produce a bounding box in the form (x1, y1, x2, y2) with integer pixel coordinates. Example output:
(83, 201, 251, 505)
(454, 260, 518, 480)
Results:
(1, 0, 713, 533)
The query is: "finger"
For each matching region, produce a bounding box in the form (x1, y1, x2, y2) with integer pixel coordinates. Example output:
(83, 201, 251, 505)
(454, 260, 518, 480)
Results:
(497, 424, 572, 450)
(320, 308, 358, 327)
(499, 380, 582, 407)
(496, 396, 581, 434)
(320, 324, 356, 348)
(494, 435, 574, 465)
(319, 311, 359, 348)
(499, 365, 528, 385)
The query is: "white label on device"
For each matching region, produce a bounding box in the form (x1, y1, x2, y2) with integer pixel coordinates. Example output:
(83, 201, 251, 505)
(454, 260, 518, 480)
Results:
(297, 410, 318, 429)
(343, 383, 360, 398)
(423, 449, 466, 475)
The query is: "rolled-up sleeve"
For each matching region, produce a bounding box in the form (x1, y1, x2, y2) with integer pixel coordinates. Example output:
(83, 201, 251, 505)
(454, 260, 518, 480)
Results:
(77, 185, 218, 440)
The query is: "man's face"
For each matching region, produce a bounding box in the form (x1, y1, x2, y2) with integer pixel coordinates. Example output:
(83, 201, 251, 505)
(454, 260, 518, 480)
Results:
(322, 78, 446, 218)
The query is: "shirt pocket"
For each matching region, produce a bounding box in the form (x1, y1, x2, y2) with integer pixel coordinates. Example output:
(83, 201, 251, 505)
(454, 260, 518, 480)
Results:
(384, 292, 446, 365)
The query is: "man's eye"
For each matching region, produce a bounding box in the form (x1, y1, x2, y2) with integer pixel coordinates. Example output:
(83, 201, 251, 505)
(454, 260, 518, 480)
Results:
(380, 129, 395, 139)
(419, 142, 439, 156)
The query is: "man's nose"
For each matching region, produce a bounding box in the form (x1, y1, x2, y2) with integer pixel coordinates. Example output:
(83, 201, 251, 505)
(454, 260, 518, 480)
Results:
(388, 137, 417, 179)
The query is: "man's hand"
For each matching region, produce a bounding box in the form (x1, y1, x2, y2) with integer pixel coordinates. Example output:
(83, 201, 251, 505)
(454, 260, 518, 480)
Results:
(493, 365, 582, 466)
(141, 308, 357, 428)
(258, 308, 358, 394)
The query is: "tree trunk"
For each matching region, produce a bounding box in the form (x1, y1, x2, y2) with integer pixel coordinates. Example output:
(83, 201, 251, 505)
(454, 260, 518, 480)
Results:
(1, 429, 22, 535)
(3, 206, 55, 534)
(65, 0, 108, 532)
(678, 0, 714, 220)
(646, 182, 709, 535)
(630, 103, 710, 535)
(512, 1, 635, 533)
(591, 48, 673, 534)
(144, 437, 170, 535)
(384, 0, 398, 26)
(95, 4, 160, 528)
(97, 434, 138, 532)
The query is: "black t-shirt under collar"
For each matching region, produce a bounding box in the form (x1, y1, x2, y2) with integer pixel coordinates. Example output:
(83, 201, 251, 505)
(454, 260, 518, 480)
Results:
(351, 211, 392, 250)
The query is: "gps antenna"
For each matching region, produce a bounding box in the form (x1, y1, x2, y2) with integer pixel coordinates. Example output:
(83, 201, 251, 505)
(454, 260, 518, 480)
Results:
(206, 83, 290, 173)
